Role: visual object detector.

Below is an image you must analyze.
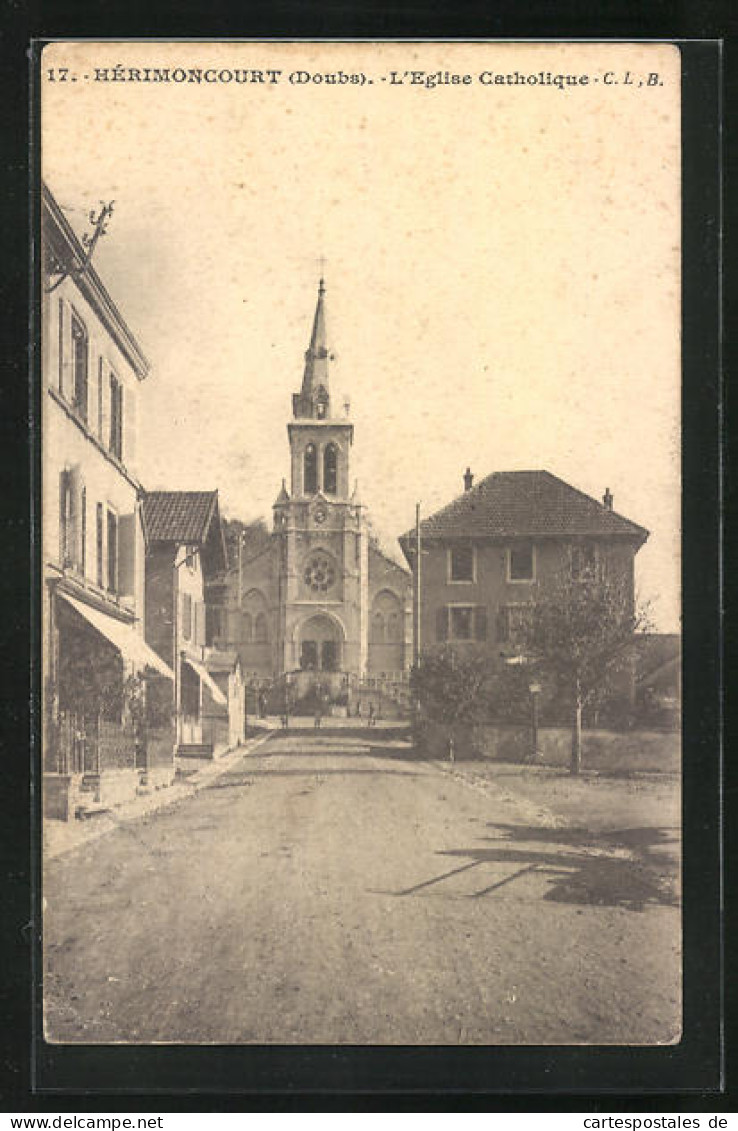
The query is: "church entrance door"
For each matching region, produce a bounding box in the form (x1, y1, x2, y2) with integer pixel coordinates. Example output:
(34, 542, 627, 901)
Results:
(298, 614, 342, 672)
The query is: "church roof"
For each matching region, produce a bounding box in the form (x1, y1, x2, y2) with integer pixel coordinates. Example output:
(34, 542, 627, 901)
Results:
(401, 471, 648, 546)
(274, 480, 290, 506)
(142, 490, 220, 544)
(295, 278, 332, 417)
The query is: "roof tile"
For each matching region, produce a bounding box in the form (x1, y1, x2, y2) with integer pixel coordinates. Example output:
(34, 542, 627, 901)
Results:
(142, 491, 218, 545)
(403, 471, 648, 543)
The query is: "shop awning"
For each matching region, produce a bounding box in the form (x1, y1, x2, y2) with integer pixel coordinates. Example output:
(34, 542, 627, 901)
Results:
(183, 656, 227, 707)
(60, 592, 174, 680)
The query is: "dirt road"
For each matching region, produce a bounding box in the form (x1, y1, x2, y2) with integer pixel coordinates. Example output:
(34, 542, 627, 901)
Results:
(44, 732, 680, 1044)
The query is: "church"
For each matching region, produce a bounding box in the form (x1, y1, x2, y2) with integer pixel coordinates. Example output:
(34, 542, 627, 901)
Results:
(207, 280, 412, 710)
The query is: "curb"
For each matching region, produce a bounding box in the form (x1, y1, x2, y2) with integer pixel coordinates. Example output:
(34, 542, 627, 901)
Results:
(43, 731, 274, 863)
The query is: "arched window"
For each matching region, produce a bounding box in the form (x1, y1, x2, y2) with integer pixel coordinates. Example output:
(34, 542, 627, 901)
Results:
(254, 612, 269, 644)
(371, 610, 385, 644)
(304, 443, 317, 494)
(242, 612, 253, 643)
(324, 443, 338, 495)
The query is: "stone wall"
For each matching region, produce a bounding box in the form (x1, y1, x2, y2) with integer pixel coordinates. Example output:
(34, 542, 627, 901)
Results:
(417, 721, 680, 774)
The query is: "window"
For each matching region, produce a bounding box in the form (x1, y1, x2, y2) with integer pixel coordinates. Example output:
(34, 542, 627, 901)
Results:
(324, 444, 338, 495)
(304, 553, 336, 593)
(315, 386, 328, 419)
(106, 509, 118, 592)
(387, 611, 401, 642)
(71, 314, 88, 421)
(371, 610, 385, 644)
(254, 612, 269, 643)
(182, 593, 192, 641)
(571, 544, 599, 582)
(242, 611, 253, 643)
(96, 503, 104, 586)
(304, 443, 317, 494)
(300, 640, 318, 670)
(508, 543, 535, 582)
(449, 544, 474, 582)
(109, 373, 123, 460)
(437, 605, 487, 642)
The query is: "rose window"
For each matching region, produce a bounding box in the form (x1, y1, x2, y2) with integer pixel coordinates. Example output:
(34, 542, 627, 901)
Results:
(304, 554, 336, 593)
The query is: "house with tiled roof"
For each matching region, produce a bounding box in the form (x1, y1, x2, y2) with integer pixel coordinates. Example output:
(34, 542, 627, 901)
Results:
(42, 183, 175, 820)
(399, 469, 648, 670)
(142, 490, 243, 758)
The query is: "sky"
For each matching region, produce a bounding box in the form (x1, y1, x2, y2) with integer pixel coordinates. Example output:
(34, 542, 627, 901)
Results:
(42, 42, 681, 630)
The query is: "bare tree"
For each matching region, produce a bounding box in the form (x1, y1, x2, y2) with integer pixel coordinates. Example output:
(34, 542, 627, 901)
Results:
(523, 572, 652, 774)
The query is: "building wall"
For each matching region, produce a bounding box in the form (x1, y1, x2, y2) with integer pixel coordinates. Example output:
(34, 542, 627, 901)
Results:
(175, 545, 207, 663)
(42, 248, 146, 699)
(367, 546, 411, 675)
(144, 544, 175, 667)
(419, 537, 637, 663)
(224, 545, 278, 682)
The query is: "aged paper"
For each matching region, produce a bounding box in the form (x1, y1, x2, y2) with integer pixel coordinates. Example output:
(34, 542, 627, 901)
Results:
(41, 41, 681, 1046)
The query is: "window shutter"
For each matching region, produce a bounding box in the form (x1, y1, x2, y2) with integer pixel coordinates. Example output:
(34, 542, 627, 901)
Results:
(58, 299, 71, 396)
(495, 606, 509, 643)
(118, 512, 136, 597)
(118, 384, 125, 462)
(126, 385, 136, 468)
(96, 503, 104, 587)
(87, 339, 97, 432)
(98, 358, 107, 442)
(436, 606, 448, 643)
(474, 605, 487, 641)
(59, 470, 70, 564)
(68, 465, 83, 568)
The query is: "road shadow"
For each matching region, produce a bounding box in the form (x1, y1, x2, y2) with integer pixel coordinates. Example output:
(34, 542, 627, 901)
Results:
(484, 822, 681, 876)
(389, 824, 679, 911)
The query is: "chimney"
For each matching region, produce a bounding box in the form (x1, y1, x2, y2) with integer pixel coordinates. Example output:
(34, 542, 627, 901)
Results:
(603, 488, 613, 511)
(463, 468, 474, 492)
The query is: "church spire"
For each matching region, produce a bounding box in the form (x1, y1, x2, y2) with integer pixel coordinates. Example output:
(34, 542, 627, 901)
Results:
(293, 278, 332, 419)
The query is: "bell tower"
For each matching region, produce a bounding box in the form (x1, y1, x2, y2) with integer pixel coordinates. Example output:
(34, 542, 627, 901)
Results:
(286, 277, 353, 500)
(272, 279, 369, 682)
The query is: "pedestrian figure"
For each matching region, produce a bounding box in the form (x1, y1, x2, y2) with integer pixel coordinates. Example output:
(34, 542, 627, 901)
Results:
(368, 701, 376, 728)
(356, 700, 362, 719)
(448, 735, 455, 764)
(314, 700, 322, 729)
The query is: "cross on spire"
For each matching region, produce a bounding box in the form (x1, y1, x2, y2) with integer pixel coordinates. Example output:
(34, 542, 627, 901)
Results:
(317, 255, 328, 292)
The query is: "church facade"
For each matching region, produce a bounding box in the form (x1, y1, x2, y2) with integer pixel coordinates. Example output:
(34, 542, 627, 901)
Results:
(207, 281, 411, 704)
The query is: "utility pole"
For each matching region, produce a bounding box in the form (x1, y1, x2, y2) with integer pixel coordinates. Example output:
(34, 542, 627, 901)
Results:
(237, 529, 244, 608)
(46, 200, 115, 294)
(413, 502, 421, 670)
